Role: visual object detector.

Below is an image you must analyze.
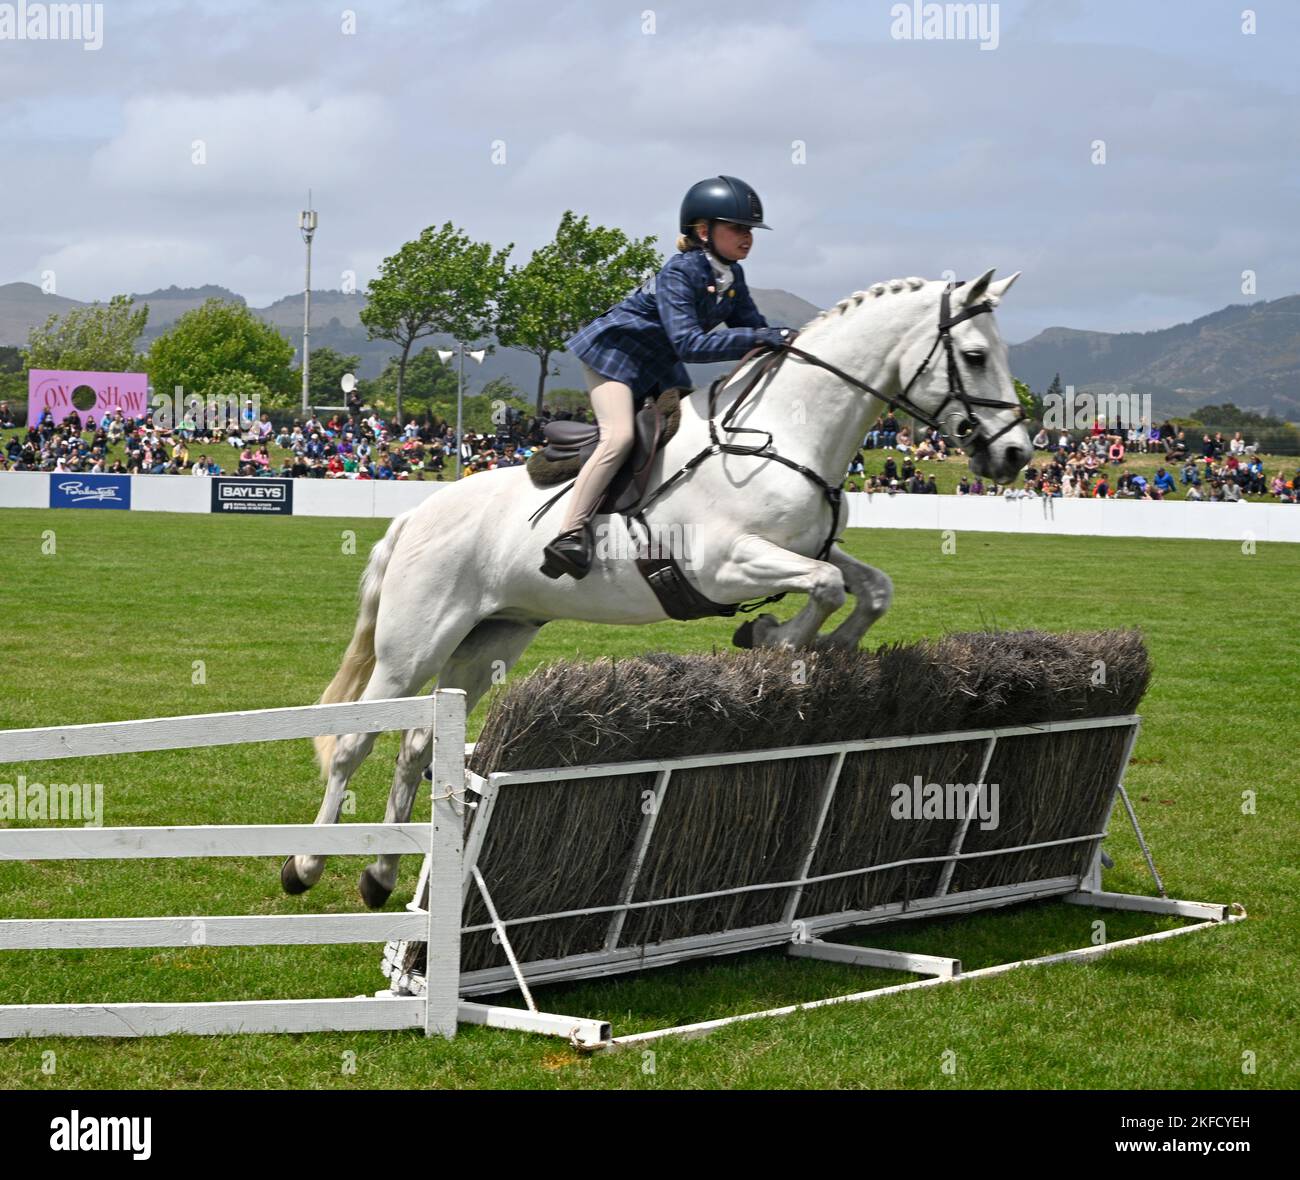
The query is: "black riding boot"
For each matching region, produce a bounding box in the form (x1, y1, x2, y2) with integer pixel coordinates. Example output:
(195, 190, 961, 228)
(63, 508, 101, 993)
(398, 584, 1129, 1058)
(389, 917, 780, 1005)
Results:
(540, 520, 595, 580)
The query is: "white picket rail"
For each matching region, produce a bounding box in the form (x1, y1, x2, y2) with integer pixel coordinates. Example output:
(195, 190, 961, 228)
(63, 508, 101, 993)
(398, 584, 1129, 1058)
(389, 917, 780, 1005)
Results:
(0, 691, 465, 1040)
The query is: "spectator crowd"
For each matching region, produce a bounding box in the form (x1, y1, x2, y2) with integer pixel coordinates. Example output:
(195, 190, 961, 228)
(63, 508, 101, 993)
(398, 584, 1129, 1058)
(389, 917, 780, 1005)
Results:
(1, 397, 1296, 503)
(842, 413, 1299, 503)
(0, 396, 597, 482)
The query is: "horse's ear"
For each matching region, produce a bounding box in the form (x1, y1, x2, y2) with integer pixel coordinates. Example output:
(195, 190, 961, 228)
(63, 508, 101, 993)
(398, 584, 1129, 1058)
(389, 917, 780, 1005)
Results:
(987, 271, 1021, 299)
(961, 267, 997, 305)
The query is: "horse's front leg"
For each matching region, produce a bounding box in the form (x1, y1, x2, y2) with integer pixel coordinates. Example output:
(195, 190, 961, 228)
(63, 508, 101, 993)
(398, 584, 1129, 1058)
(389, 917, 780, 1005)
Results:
(718, 534, 847, 651)
(812, 544, 893, 649)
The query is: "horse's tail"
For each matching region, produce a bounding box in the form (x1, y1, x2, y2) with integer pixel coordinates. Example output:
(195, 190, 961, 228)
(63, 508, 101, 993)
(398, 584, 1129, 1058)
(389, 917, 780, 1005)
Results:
(313, 511, 412, 778)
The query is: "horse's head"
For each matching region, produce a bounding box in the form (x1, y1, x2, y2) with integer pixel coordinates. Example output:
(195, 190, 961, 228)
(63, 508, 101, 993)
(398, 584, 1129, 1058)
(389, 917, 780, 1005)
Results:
(893, 269, 1032, 484)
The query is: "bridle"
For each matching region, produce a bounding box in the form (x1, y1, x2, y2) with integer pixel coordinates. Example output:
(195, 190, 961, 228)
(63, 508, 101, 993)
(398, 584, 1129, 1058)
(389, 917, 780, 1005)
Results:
(753, 280, 1026, 456)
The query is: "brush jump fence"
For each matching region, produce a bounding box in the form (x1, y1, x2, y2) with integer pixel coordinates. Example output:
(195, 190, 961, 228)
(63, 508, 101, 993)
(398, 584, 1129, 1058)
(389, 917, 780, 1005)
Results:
(0, 633, 1244, 1049)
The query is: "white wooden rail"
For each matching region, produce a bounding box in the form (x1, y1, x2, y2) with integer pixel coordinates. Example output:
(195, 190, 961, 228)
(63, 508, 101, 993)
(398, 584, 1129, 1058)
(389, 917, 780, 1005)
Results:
(0, 691, 467, 1041)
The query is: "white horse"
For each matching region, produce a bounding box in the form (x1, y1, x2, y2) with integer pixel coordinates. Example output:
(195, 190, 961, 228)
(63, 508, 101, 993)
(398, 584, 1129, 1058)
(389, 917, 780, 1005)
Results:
(283, 268, 1031, 906)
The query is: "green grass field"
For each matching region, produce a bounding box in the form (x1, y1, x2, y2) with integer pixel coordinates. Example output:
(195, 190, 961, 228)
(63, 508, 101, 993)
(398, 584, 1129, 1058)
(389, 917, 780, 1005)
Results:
(0, 507, 1295, 1090)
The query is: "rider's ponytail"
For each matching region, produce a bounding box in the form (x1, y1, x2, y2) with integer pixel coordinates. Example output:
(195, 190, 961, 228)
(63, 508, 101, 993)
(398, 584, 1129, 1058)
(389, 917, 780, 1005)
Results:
(676, 220, 708, 252)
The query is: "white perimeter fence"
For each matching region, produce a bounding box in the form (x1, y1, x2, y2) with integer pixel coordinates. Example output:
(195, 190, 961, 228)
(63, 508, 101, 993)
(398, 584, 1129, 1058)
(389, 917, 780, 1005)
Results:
(1, 471, 1297, 541)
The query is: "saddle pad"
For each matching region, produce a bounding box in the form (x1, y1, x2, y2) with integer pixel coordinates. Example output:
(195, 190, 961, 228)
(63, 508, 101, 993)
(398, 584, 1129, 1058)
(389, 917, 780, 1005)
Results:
(526, 388, 684, 487)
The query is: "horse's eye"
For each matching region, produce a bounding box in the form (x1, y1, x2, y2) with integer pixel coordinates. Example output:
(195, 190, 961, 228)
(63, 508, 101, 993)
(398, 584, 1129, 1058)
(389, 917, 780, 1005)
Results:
(962, 351, 987, 367)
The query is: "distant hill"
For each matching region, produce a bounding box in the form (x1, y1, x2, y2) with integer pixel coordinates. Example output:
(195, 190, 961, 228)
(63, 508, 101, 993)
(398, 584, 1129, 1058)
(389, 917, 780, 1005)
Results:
(2, 279, 1294, 420)
(1009, 295, 1300, 422)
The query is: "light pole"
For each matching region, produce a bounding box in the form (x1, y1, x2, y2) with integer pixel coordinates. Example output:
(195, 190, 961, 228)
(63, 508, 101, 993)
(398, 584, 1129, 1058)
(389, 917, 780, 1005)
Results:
(437, 344, 486, 479)
(298, 194, 318, 418)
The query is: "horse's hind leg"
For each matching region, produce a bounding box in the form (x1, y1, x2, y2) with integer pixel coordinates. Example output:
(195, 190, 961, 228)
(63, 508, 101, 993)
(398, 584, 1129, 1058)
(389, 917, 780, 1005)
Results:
(360, 619, 542, 907)
(285, 612, 482, 897)
(280, 726, 384, 894)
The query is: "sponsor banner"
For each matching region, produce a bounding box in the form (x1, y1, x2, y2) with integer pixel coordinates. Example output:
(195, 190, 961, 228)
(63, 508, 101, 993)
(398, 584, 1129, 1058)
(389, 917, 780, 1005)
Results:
(211, 477, 293, 515)
(49, 474, 131, 510)
(28, 369, 150, 429)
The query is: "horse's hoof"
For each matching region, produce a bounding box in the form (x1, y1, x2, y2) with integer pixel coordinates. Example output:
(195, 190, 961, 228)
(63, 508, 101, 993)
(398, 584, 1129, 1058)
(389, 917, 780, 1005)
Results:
(359, 867, 393, 909)
(732, 619, 756, 649)
(281, 856, 310, 895)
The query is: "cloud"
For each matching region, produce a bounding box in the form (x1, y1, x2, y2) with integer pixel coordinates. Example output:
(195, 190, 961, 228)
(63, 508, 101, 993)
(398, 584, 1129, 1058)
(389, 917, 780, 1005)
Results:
(0, 0, 1294, 341)
(89, 89, 397, 198)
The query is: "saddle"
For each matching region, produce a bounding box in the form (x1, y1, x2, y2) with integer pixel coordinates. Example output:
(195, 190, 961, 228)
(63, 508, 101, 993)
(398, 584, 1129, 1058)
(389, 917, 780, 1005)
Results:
(526, 387, 683, 515)
(525, 385, 753, 621)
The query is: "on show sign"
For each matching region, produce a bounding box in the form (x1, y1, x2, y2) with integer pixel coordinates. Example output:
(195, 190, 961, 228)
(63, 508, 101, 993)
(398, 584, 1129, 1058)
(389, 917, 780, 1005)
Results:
(211, 477, 293, 515)
(28, 369, 150, 429)
(49, 474, 131, 510)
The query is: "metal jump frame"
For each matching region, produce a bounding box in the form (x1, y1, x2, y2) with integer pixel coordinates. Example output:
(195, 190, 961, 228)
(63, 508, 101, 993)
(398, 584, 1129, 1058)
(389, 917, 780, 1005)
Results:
(382, 701, 1244, 1050)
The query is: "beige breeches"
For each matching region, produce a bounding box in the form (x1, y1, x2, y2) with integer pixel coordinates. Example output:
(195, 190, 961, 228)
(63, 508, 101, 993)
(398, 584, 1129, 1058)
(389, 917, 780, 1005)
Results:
(558, 363, 636, 532)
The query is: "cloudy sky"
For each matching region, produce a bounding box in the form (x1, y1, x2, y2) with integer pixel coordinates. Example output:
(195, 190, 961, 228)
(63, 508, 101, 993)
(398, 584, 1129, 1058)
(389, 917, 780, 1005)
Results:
(1, 0, 1294, 342)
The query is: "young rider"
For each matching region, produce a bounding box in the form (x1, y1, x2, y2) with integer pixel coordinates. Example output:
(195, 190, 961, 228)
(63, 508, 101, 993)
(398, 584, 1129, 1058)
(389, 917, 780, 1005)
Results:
(541, 174, 794, 580)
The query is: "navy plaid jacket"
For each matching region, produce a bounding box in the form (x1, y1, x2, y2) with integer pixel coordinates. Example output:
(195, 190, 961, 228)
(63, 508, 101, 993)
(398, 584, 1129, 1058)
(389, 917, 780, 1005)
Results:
(564, 247, 788, 405)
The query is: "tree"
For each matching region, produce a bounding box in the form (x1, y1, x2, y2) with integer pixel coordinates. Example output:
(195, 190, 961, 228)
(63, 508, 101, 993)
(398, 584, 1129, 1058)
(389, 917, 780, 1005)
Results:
(360, 222, 511, 424)
(24, 294, 149, 372)
(1014, 378, 1042, 422)
(370, 346, 459, 416)
(496, 210, 661, 413)
(300, 346, 361, 406)
(146, 298, 296, 407)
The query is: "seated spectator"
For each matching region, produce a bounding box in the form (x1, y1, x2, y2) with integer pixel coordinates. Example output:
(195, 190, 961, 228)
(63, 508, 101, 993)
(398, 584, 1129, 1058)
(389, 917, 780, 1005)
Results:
(1107, 439, 1125, 465)
(1032, 427, 1050, 450)
(956, 476, 972, 495)
(895, 426, 913, 454)
(192, 454, 212, 476)
(1153, 467, 1175, 495)
(1223, 480, 1242, 502)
